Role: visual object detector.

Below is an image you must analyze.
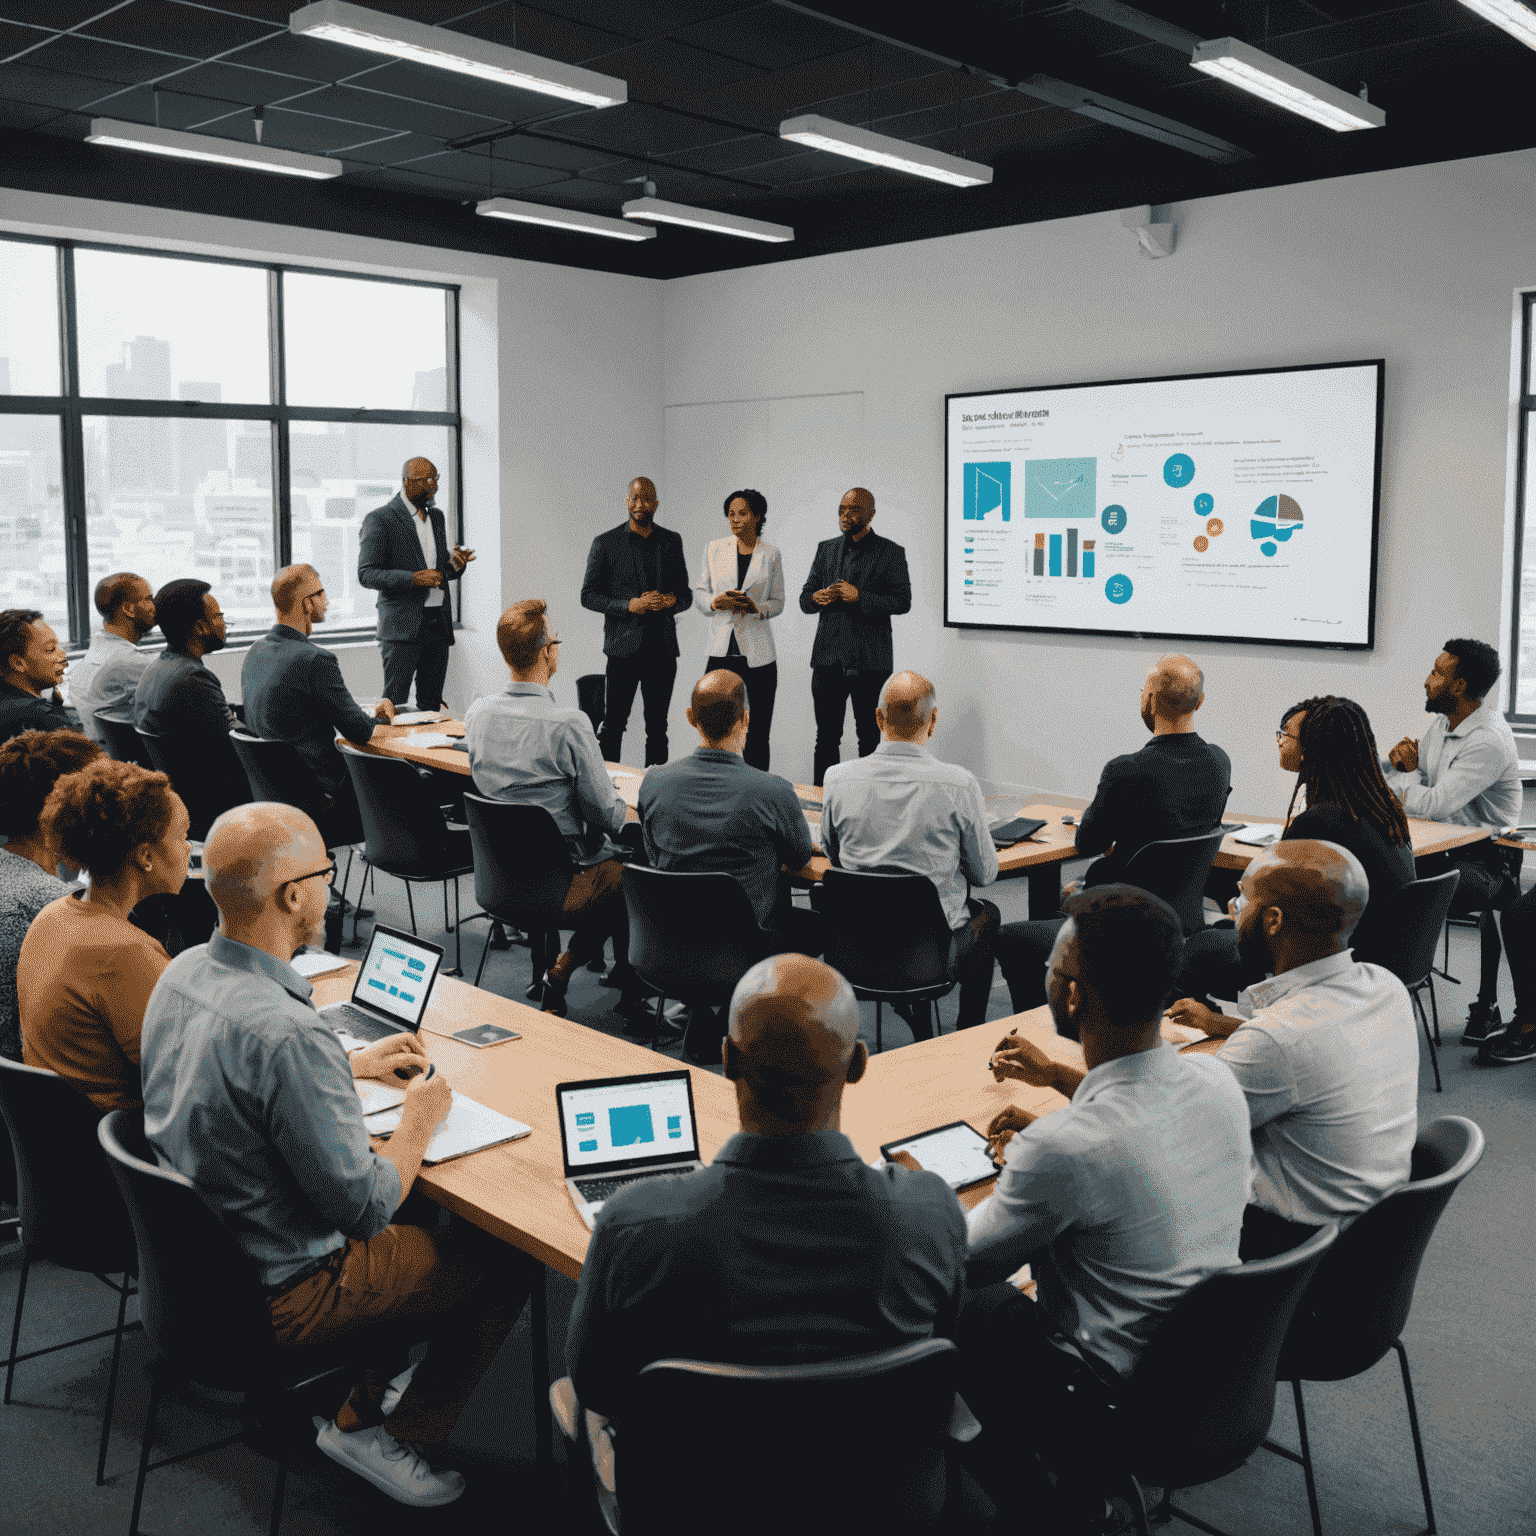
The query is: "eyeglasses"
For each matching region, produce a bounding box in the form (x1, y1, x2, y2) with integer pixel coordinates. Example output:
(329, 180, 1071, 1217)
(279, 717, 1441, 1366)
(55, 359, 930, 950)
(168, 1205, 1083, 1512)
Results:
(1274, 730, 1301, 743)
(300, 588, 326, 604)
(286, 858, 336, 890)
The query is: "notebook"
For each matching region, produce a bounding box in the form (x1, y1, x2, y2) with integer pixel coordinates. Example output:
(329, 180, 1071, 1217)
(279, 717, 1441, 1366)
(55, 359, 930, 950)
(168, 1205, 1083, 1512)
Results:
(365, 1090, 531, 1165)
(318, 924, 443, 1044)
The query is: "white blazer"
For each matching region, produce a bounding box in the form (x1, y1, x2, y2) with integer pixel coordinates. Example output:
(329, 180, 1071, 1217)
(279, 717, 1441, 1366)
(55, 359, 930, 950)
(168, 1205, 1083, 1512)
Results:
(692, 535, 785, 668)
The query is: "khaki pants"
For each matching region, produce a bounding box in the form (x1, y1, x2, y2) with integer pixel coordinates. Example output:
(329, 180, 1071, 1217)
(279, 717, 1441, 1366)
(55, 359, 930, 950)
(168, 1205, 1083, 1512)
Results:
(549, 857, 629, 981)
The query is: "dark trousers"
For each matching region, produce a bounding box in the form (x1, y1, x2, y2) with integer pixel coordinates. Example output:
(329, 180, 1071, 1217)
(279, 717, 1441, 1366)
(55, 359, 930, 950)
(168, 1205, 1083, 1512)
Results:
(600, 650, 677, 767)
(952, 898, 1000, 1030)
(706, 655, 777, 772)
(1502, 885, 1536, 1024)
(995, 916, 1066, 1013)
(1420, 846, 1523, 1005)
(811, 666, 888, 786)
(381, 630, 451, 711)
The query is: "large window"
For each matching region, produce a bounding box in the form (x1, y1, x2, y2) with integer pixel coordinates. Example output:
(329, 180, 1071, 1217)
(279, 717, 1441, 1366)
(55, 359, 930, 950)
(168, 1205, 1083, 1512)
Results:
(1513, 293, 1536, 718)
(0, 237, 460, 650)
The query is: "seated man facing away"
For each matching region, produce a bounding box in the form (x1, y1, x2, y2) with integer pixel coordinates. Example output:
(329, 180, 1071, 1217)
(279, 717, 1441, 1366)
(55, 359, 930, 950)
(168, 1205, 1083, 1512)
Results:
(1167, 840, 1418, 1257)
(0, 608, 76, 742)
(639, 670, 820, 1063)
(465, 599, 645, 1021)
(820, 670, 999, 1037)
(241, 563, 394, 847)
(995, 652, 1230, 1012)
(567, 953, 966, 1421)
(18, 759, 187, 1109)
(68, 572, 157, 743)
(959, 885, 1251, 1532)
(140, 802, 535, 1508)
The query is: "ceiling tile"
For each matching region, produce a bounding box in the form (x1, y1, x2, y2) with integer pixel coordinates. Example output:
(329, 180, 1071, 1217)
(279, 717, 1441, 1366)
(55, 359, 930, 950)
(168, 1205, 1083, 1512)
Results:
(78, 1, 281, 59)
(12, 33, 190, 87)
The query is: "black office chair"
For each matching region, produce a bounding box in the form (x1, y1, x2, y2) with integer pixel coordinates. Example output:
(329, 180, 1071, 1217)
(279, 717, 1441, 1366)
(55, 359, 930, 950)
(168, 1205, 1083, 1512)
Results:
(0, 1059, 139, 1487)
(1372, 870, 1461, 1093)
(575, 674, 605, 737)
(135, 725, 250, 841)
(1262, 1116, 1485, 1536)
(92, 710, 157, 770)
(97, 1110, 418, 1536)
(818, 868, 959, 1051)
(337, 741, 474, 974)
(1121, 829, 1228, 936)
(559, 1339, 965, 1536)
(461, 794, 575, 998)
(623, 866, 775, 1050)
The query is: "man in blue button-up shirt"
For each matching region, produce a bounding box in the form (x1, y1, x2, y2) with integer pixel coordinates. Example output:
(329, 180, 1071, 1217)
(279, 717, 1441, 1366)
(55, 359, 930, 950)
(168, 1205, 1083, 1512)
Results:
(140, 801, 535, 1508)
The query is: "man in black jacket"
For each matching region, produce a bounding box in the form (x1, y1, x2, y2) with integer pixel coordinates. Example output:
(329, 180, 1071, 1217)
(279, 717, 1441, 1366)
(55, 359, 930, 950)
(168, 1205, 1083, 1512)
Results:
(357, 457, 475, 712)
(0, 609, 76, 742)
(580, 477, 692, 766)
(798, 487, 912, 785)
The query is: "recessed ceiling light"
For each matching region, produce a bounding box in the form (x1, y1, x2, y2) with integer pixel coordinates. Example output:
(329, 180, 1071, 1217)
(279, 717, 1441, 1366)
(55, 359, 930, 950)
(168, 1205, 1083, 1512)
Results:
(778, 114, 993, 187)
(289, 0, 626, 109)
(1190, 37, 1384, 131)
(1456, 0, 1536, 50)
(621, 197, 794, 244)
(86, 117, 343, 178)
(476, 197, 656, 241)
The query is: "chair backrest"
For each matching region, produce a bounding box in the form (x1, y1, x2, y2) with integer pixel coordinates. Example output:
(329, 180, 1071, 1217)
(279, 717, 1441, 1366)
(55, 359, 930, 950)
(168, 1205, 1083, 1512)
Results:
(1113, 1221, 1338, 1492)
(93, 709, 157, 770)
(618, 1340, 959, 1535)
(1279, 1114, 1484, 1384)
(337, 741, 453, 873)
(228, 728, 327, 819)
(462, 794, 575, 923)
(1371, 871, 1462, 990)
(135, 725, 249, 840)
(575, 673, 605, 735)
(1121, 828, 1228, 935)
(97, 1110, 279, 1389)
(0, 1058, 136, 1274)
(623, 865, 773, 1006)
(817, 868, 956, 999)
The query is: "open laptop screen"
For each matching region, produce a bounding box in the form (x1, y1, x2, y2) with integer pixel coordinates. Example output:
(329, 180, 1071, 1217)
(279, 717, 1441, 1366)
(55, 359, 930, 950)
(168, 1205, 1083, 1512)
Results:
(351, 925, 442, 1028)
(557, 1072, 699, 1174)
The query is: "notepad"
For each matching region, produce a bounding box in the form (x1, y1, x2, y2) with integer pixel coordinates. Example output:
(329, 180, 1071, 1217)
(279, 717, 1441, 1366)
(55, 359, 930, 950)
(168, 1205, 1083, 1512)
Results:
(365, 1091, 532, 1165)
(291, 951, 350, 979)
(1230, 824, 1283, 847)
(392, 710, 446, 726)
(402, 731, 455, 749)
(355, 1078, 407, 1116)
(1162, 1020, 1210, 1045)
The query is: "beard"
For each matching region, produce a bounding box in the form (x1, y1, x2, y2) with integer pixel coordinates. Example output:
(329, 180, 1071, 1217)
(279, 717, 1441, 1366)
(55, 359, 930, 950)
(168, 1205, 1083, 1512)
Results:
(1424, 691, 1452, 715)
(202, 629, 227, 655)
(1048, 993, 1080, 1043)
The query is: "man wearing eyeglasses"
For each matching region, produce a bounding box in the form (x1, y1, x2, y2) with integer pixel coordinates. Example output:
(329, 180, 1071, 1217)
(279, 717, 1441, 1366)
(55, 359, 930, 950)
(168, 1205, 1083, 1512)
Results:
(243, 564, 394, 852)
(358, 457, 476, 713)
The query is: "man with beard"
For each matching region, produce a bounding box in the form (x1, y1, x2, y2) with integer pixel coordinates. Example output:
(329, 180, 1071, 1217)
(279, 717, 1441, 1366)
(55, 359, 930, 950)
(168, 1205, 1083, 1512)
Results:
(1382, 638, 1523, 1047)
(581, 476, 692, 767)
(957, 884, 1250, 1533)
(68, 572, 157, 743)
(992, 653, 1231, 1011)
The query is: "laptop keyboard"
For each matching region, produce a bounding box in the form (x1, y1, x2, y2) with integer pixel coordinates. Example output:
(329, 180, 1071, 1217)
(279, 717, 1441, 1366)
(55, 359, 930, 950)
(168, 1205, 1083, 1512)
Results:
(575, 1166, 693, 1203)
(324, 1003, 404, 1042)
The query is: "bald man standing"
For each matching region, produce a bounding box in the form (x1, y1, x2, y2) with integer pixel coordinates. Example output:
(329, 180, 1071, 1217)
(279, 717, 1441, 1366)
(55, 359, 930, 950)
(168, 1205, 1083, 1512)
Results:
(799, 487, 912, 785)
(566, 954, 966, 1422)
(581, 476, 692, 766)
(358, 456, 475, 712)
(140, 803, 534, 1507)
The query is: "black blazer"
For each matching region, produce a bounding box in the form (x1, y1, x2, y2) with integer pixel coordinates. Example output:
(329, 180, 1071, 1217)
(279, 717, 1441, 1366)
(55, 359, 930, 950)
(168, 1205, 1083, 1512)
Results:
(581, 522, 692, 659)
(357, 493, 463, 644)
(797, 531, 912, 672)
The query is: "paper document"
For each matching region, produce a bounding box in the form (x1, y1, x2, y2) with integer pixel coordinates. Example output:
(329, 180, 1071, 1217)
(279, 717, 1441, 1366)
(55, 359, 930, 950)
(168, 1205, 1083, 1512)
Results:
(1161, 1020, 1210, 1045)
(291, 951, 350, 979)
(392, 710, 446, 726)
(365, 1091, 532, 1165)
(401, 732, 455, 749)
(1230, 824, 1283, 847)
(355, 1078, 406, 1116)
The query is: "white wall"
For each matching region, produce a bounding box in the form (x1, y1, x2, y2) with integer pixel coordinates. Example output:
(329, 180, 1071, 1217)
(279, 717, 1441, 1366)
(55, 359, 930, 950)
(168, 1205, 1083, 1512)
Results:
(662, 149, 1536, 812)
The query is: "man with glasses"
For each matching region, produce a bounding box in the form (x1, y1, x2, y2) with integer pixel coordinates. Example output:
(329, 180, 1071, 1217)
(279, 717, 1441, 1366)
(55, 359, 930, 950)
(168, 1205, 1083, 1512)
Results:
(141, 801, 536, 1508)
(358, 457, 476, 713)
(243, 563, 393, 854)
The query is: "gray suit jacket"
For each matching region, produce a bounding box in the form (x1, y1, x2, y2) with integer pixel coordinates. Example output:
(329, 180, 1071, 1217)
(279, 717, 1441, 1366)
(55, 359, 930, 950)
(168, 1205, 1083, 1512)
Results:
(357, 493, 462, 644)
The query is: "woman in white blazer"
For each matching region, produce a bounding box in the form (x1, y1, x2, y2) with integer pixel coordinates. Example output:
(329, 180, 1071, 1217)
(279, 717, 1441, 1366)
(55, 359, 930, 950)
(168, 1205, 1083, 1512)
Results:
(692, 488, 785, 771)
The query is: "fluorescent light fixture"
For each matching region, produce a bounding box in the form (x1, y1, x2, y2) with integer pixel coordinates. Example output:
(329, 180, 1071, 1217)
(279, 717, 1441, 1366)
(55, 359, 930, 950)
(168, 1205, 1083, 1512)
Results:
(477, 197, 655, 241)
(621, 196, 793, 244)
(778, 113, 992, 187)
(1190, 37, 1384, 131)
(289, 0, 626, 108)
(1456, 0, 1536, 50)
(86, 117, 343, 178)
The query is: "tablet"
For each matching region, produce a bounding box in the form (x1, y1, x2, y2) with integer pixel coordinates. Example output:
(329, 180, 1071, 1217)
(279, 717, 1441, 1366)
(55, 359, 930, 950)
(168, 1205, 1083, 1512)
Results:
(990, 816, 1046, 849)
(881, 1121, 999, 1191)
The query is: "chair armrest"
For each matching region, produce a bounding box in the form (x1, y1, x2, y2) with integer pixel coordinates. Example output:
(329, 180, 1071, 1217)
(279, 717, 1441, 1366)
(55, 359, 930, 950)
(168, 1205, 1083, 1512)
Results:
(948, 1391, 982, 1443)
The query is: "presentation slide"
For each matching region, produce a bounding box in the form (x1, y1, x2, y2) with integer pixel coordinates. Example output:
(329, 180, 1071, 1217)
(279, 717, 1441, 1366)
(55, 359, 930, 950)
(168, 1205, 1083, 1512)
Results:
(945, 361, 1382, 649)
(560, 1077, 697, 1168)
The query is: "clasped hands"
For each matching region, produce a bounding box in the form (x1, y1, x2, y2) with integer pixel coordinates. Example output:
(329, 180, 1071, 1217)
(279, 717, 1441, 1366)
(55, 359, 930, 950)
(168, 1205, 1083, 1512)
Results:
(411, 547, 475, 589)
(628, 591, 677, 615)
(349, 1031, 431, 1084)
(712, 589, 758, 615)
(811, 580, 859, 607)
(1388, 736, 1419, 773)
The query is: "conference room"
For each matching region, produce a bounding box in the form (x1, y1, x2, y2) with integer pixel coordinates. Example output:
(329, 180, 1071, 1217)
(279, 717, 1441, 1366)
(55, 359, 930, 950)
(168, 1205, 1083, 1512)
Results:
(2, 1, 1535, 1532)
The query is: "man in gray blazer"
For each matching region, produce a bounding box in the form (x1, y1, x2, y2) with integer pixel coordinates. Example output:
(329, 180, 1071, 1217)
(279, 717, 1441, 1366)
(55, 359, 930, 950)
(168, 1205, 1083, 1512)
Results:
(357, 457, 476, 711)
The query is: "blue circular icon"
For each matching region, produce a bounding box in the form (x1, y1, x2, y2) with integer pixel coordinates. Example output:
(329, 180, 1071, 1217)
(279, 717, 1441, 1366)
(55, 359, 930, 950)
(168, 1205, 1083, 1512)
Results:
(1101, 504, 1127, 535)
(1105, 575, 1134, 605)
(1163, 453, 1195, 487)
(1259, 541, 1278, 558)
(1194, 492, 1213, 516)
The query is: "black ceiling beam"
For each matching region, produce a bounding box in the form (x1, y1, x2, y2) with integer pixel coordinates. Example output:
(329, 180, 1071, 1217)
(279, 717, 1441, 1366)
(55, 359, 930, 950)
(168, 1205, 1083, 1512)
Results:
(1056, 0, 1204, 53)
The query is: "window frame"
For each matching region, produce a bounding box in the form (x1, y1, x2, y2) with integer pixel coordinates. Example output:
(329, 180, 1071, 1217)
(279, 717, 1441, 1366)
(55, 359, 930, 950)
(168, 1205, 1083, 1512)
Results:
(0, 232, 463, 651)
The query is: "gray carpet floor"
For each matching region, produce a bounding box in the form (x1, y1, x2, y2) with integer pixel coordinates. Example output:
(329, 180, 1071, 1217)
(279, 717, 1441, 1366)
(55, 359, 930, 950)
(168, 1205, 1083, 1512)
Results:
(2, 855, 1531, 1536)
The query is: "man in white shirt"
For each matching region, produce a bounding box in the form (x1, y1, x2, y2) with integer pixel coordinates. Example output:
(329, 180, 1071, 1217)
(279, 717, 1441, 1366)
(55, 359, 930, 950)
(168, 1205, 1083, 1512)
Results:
(957, 884, 1250, 1531)
(820, 672, 999, 1036)
(1167, 840, 1418, 1257)
(1384, 638, 1523, 1045)
(66, 572, 156, 742)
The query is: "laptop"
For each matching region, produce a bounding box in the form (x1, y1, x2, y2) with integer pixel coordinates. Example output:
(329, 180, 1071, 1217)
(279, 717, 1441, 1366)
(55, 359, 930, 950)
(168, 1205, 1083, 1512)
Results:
(318, 924, 445, 1044)
(557, 1070, 705, 1231)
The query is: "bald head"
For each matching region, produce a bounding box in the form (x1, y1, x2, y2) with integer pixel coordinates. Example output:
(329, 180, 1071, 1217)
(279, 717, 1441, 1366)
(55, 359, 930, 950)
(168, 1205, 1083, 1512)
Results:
(725, 956, 865, 1133)
(1243, 839, 1369, 942)
(1142, 653, 1204, 728)
(271, 562, 318, 613)
(688, 669, 746, 744)
(878, 671, 936, 741)
(204, 803, 326, 927)
(403, 456, 436, 483)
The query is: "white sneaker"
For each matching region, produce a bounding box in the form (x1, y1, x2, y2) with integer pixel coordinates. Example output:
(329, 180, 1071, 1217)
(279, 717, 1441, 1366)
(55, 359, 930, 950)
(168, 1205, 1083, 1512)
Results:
(379, 1361, 418, 1418)
(312, 1416, 466, 1507)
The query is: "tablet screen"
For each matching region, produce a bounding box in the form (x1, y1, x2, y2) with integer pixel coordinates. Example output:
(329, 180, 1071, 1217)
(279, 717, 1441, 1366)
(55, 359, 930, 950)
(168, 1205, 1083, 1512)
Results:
(882, 1121, 999, 1190)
